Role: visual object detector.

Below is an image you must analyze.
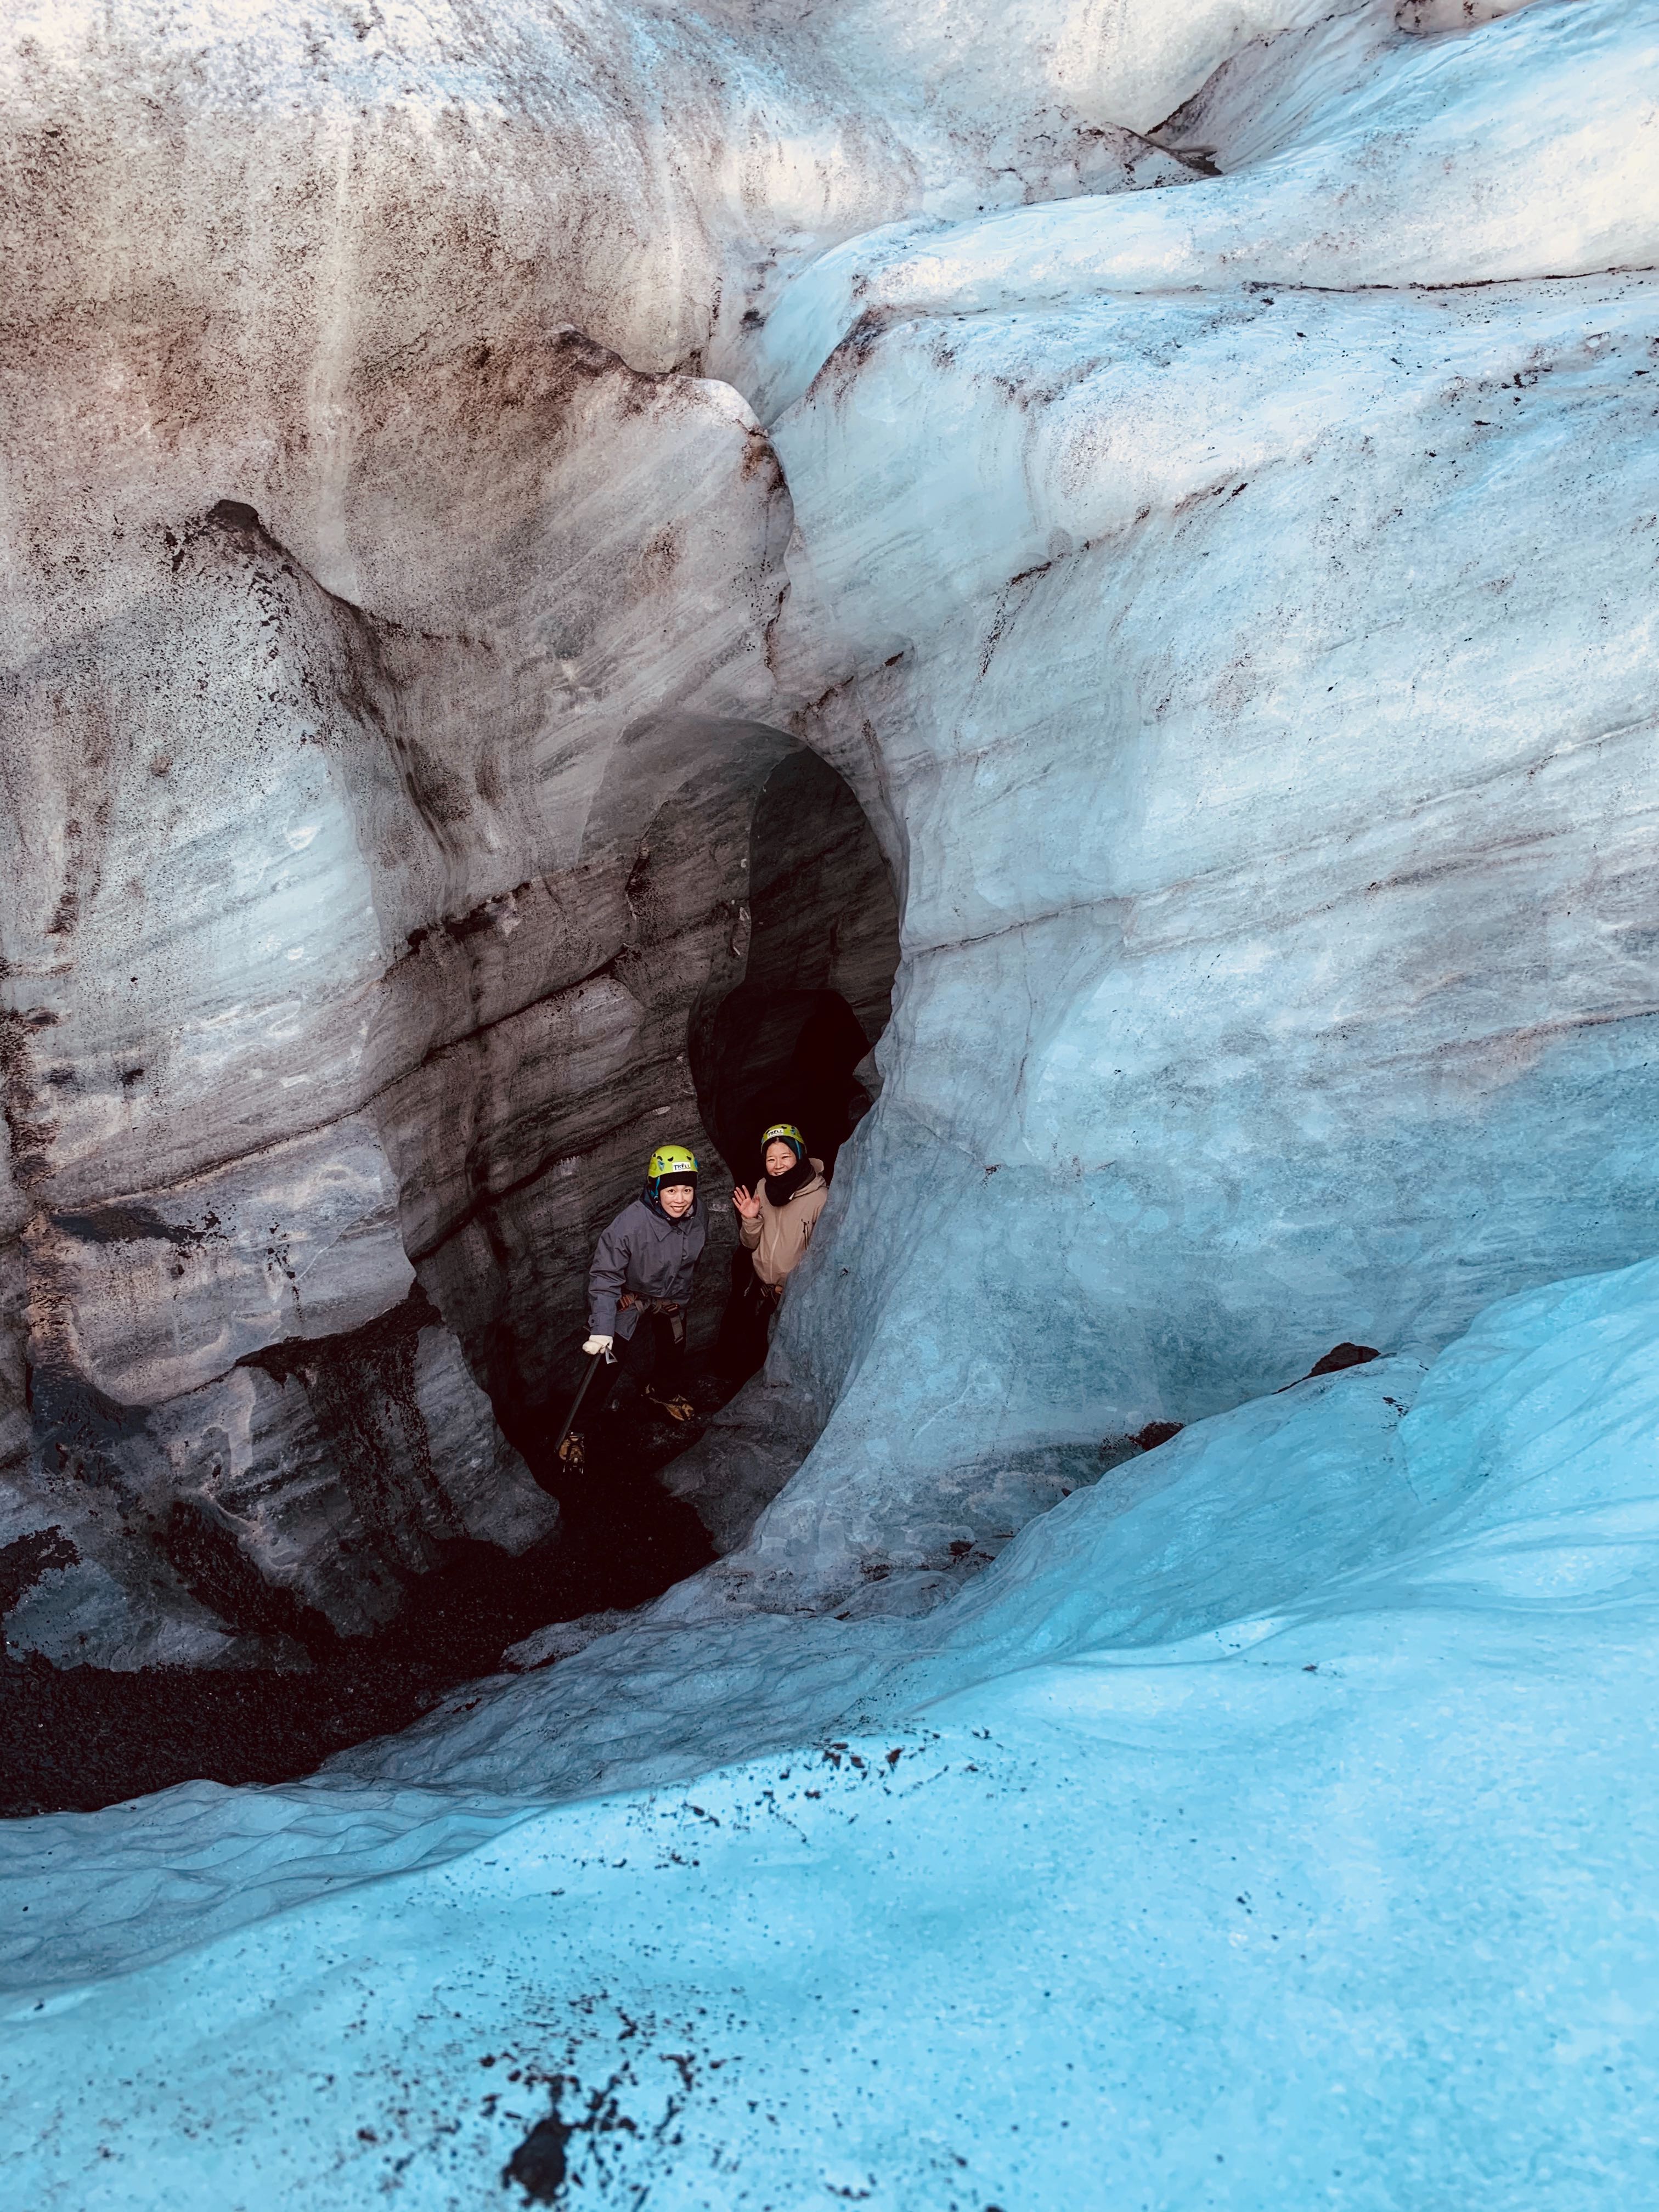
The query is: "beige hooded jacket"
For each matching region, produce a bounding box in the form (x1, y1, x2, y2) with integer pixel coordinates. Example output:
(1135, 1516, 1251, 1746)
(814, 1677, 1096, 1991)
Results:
(738, 1159, 828, 1288)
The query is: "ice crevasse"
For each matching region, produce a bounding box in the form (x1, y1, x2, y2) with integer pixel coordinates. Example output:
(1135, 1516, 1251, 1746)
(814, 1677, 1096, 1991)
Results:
(3, 1253, 1658, 2206)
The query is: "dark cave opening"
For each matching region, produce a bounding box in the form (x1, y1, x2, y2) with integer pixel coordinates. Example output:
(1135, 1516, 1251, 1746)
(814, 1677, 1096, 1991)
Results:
(689, 746, 900, 1386)
(433, 739, 899, 1615)
(692, 745, 898, 1189)
(695, 986, 877, 1189)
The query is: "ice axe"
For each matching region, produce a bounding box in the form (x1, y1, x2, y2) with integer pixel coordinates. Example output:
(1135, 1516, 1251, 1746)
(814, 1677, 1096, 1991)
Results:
(551, 1344, 612, 1467)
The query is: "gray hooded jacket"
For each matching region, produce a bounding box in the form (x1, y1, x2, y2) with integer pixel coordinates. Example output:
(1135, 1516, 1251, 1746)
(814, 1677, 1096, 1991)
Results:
(587, 1190, 707, 1339)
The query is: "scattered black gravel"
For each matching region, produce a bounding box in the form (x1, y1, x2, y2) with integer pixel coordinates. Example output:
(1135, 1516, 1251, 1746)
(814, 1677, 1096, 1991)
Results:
(0, 1375, 722, 1817)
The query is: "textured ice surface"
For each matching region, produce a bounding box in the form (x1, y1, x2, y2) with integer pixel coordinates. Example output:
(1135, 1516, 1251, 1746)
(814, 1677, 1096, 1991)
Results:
(741, 0, 1659, 1598)
(0, 0, 1231, 1654)
(3, 1256, 1657, 2204)
(5, 0, 1657, 1651)
(4, 0, 1657, 2190)
(753, 0, 1659, 413)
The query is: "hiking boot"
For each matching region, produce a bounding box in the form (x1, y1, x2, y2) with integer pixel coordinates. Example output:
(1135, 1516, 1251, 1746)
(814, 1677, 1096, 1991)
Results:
(644, 1388, 698, 1424)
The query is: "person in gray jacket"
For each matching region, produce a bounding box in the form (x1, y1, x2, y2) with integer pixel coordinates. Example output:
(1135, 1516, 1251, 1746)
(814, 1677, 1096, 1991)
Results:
(581, 1141, 707, 1424)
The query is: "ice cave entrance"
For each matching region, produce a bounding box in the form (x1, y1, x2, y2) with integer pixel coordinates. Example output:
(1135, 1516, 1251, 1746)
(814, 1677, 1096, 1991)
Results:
(694, 745, 898, 1184)
(690, 744, 899, 1383)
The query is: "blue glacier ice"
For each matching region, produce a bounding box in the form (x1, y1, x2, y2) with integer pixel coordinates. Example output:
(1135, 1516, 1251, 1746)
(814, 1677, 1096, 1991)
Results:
(4, 1254, 1657, 2206)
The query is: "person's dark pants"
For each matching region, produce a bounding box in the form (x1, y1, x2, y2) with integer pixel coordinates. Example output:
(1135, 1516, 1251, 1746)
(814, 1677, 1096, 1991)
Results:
(714, 1254, 776, 1383)
(599, 1311, 687, 1411)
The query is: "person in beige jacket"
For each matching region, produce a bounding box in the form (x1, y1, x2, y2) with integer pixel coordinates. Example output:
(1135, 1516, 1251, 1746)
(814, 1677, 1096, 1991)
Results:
(732, 1122, 828, 1304)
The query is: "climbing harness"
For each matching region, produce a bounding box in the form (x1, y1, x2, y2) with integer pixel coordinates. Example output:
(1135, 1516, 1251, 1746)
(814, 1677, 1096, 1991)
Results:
(619, 1292, 686, 1345)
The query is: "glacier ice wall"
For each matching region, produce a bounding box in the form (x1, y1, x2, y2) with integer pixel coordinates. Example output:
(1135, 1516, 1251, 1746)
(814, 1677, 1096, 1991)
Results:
(743, 0, 1659, 1602)
(0, 0, 1301, 1654)
(0, 0, 1312, 1658)
(1, 0, 1656, 1651)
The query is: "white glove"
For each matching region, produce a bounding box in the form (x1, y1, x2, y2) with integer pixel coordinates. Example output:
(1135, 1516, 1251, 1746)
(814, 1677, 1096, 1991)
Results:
(582, 1334, 613, 1358)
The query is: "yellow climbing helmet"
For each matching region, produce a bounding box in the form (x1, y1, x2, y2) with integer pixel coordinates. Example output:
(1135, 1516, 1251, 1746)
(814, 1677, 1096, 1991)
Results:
(646, 1142, 698, 1185)
(761, 1123, 805, 1158)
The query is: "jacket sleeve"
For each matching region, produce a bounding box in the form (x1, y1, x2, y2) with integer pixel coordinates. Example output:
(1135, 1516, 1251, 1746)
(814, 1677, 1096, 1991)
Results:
(587, 1215, 631, 1335)
(738, 1211, 761, 1249)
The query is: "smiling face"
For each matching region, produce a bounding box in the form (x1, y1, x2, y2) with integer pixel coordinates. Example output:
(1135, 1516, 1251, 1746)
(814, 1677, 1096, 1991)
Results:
(764, 1141, 798, 1180)
(659, 1182, 695, 1219)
